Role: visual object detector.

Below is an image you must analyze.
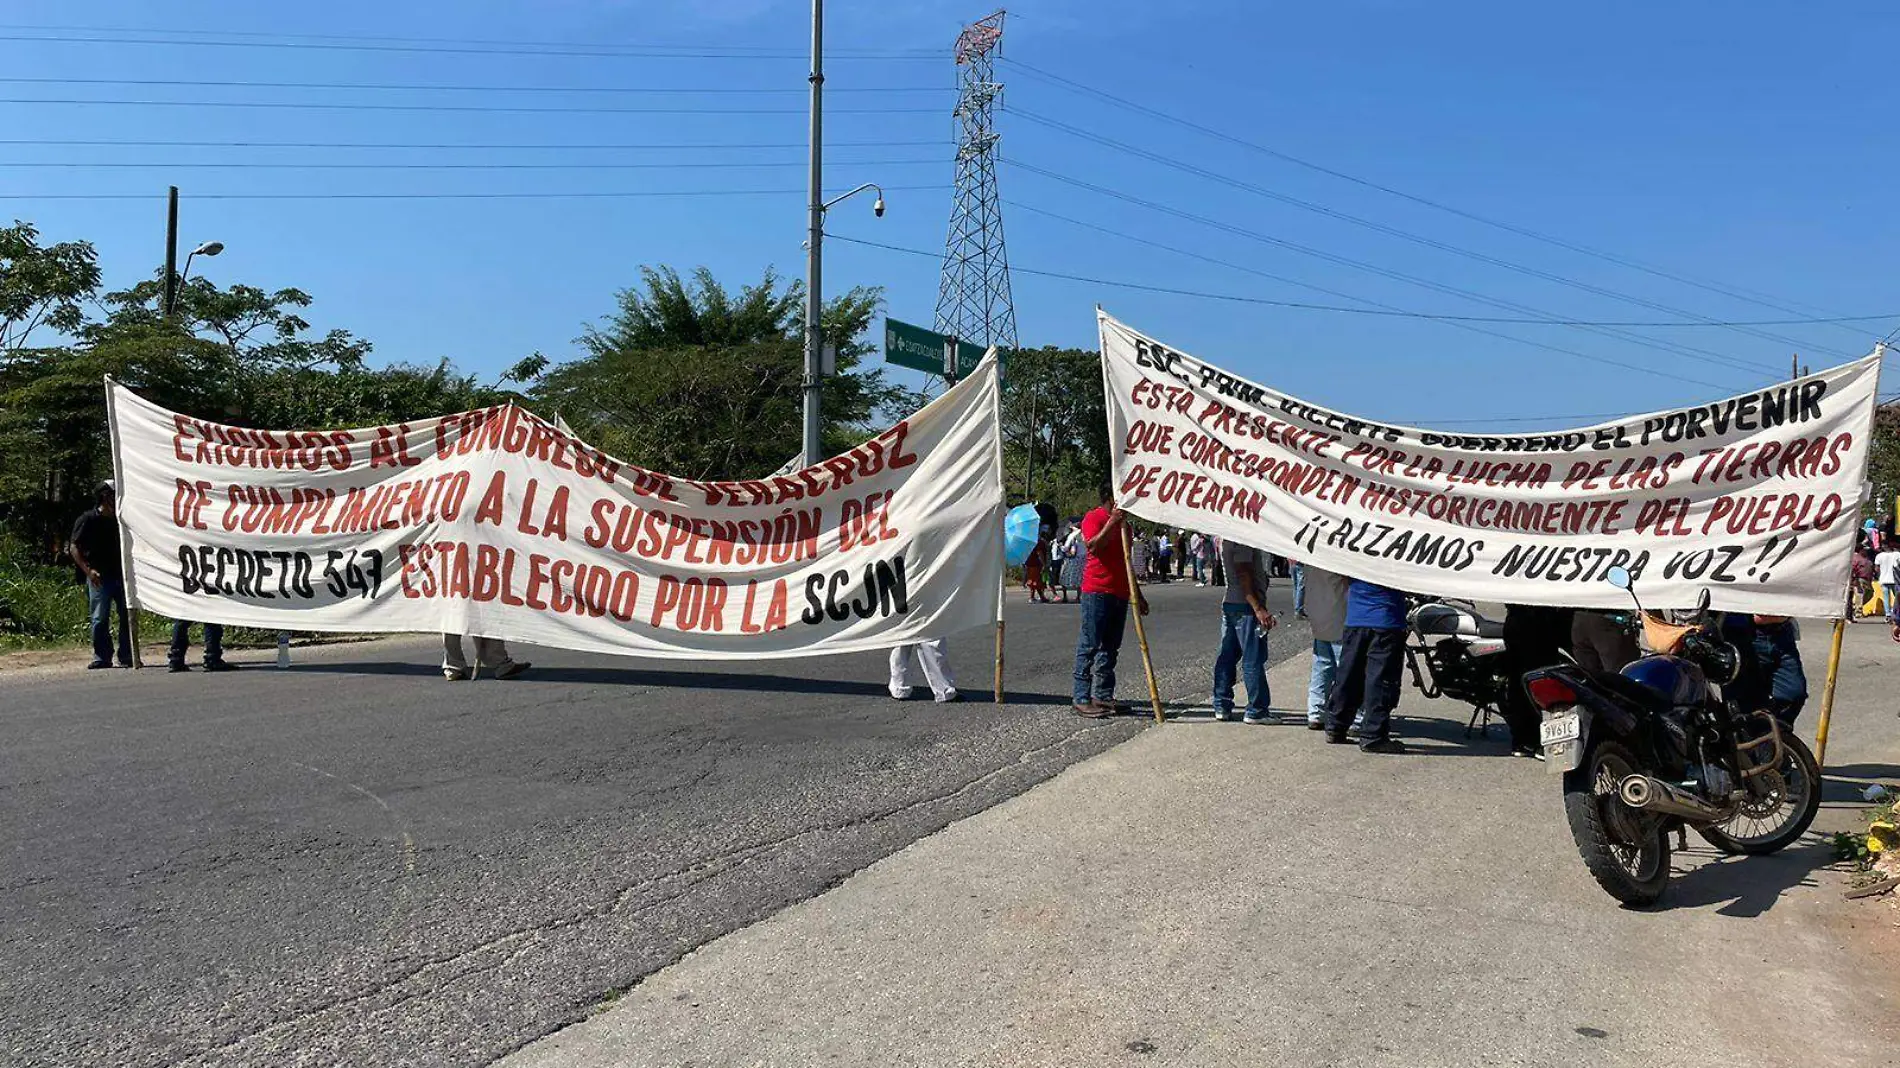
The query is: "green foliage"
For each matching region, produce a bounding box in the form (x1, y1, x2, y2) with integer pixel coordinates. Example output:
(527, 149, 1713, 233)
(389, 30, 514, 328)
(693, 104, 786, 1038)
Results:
(532, 265, 905, 479)
(1867, 405, 1899, 523)
(1001, 345, 1110, 519)
(0, 220, 100, 351)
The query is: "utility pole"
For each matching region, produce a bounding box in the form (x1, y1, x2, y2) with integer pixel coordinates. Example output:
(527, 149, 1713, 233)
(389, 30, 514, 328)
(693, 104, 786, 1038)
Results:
(162, 185, 179, 318)
(801, 0, 825, 468)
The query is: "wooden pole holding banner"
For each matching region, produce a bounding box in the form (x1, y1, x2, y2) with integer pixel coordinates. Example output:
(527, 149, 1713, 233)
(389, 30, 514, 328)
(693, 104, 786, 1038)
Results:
(993, 619, 1005, 704)
(1814, 617, 1846, 770)
(1121, 524, 1165, 724)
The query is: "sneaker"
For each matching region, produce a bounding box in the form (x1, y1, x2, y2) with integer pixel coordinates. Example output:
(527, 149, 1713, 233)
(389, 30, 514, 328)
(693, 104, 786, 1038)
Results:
(1073, 702, 1111, 719)
(1510, 745, 1539, 759)
(443, 667, 472, 682)
(493, 660, 530, 681)
(1360, 737, 1408, 754)
(86, 659, 111, 670)
(934, 690, 961, 703)
(203, 659, 239, 673)
(1325, 731, 1351, 745)
(1243, 712, 1277, 725)
(1306, 718, 1325, 731)
(1213, 708, 1232, 722)
(168, 662, 190, 673)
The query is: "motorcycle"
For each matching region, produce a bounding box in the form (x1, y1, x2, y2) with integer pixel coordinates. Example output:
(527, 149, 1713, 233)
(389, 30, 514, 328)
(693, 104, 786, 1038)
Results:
(1403, 598, 1513, 735)
(1525, 567, 1821, 905)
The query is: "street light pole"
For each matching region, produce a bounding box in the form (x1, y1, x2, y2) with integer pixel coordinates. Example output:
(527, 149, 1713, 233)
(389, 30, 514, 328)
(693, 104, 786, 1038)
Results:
(163, 185, 179, 318)
(802, 0, 825, 469)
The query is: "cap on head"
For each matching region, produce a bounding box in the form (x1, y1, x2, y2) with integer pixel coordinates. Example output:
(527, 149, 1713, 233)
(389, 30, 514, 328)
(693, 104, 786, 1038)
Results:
(96, 481, 116, 503)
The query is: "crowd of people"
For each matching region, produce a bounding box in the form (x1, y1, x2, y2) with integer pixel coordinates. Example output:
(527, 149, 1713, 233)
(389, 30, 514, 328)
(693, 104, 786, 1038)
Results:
(61, 476, 1894, 754)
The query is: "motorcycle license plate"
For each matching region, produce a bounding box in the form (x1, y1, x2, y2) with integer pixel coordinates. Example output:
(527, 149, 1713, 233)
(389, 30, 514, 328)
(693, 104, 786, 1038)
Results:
(1540, 713, 1581, 747)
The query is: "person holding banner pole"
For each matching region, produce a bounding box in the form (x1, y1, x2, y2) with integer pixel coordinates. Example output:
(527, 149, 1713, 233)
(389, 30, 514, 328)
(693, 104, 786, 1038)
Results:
(68, 482, 132, 670)
(442, 635, 529, 681)
(889, 638, 959, 703)
(1071, 487, 1146, 719)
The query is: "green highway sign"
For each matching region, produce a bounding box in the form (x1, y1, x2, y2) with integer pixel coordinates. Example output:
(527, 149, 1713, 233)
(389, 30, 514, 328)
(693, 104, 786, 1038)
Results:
(884, 317, 985, 379)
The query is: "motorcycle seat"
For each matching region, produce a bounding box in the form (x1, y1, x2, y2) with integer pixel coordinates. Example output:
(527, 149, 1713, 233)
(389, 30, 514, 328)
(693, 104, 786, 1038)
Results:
(1592, 669, 1674, 715)
(1476, 618, 1505, 639)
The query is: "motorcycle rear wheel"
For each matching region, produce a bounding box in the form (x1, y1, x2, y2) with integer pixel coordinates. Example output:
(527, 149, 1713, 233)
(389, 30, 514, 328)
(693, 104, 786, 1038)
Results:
(1697, 734, 1822, 856)
(1563, 739, 1672, 906)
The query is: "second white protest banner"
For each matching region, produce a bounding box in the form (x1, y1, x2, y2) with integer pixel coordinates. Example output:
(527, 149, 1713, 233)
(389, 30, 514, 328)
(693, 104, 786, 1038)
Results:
(1099, 311, 1879, 617)
(108, 355, 1005, 658)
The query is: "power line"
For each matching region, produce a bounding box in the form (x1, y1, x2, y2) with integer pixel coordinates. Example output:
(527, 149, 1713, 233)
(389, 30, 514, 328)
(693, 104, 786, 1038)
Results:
(0, 31, 935, 61)
(1012, 108, 1855, 360)
(0, 22, 940, 57)
(1004, 202, 1896, 328)
(826, 231, 1736, 390)
(0, 97, 938, 115)
(0, 184, 951, 201)
(1004, 158, 1783, 378)
(1000, 58, 1868, 343)
(0, 137, 950, 151)
(2, 158, 947, 171)
(0, 75, 952, 95)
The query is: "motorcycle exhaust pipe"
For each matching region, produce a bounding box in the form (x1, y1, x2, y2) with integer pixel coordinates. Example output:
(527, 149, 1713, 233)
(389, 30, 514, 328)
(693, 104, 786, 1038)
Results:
(1618, 774, 1727, 822)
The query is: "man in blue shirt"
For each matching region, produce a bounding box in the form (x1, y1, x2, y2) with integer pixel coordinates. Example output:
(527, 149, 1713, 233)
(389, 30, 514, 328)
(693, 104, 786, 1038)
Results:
(1325, 578, 1409, 753)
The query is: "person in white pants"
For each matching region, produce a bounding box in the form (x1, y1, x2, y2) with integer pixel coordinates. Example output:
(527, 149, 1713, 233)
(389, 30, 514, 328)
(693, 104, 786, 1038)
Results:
(442, 634, 529, 681)
(888, 638, 958, 702)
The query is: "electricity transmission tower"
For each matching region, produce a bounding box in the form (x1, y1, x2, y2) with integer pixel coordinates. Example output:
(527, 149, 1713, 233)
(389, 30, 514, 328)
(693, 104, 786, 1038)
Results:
(935, 10, 1018, 359)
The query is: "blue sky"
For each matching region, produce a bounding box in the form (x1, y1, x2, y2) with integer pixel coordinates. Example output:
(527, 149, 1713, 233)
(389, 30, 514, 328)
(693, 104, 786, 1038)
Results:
(4, 1, 1897, 427)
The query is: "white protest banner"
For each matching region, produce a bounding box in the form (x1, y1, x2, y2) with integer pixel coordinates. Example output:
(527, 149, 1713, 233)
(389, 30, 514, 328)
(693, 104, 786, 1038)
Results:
(107, 356, 1005, 659)
(1099, 311, 1881, 616)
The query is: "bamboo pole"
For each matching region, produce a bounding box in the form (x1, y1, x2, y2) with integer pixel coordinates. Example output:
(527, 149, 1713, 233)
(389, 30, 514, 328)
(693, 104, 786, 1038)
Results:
(993, 619, 1005, 704)
(1814, 617, 1847, 770)
(1121, 524, 1165, 724)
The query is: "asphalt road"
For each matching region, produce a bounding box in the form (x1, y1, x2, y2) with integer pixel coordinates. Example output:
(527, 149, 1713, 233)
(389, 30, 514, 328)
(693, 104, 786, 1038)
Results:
(1, 578, 1306, 1068)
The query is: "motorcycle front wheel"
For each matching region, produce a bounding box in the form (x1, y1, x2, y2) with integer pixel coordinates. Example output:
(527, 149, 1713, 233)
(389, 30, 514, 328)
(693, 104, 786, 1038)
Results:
(1697, 734, 1822, 856)
(1563, 739, 1672, 905)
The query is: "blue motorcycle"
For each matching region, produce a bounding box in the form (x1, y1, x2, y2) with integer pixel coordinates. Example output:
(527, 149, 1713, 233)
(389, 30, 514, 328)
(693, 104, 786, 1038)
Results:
(1525, 566, 1821, 905)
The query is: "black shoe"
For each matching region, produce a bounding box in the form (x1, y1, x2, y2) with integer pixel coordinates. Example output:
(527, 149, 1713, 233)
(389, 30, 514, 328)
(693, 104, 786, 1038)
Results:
(203, 659, 239, 673)
(1325, 731, 1351, 745)
(1306, 720, 1325, 731)
(1360, 737, 1407, 754)
(168, 662, 190, 673)
(87, 659, 111, 670)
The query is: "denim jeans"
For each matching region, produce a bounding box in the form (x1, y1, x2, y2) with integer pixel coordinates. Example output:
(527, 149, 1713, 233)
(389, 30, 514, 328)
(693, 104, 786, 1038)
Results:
(1191, 556, 1205, 582)
(1073, 592, 1128, 703)
(1292, 562, 1306, 614)
(87, 578, 131, 665)
(1328, 626, 1406, 742)
(1886, 582, 1899, 622)
(1212, 603, 1269, 716)
(169, 620, 225, 666)
(1751, 620, 1808, 725)
(1307, 638, 1342, 723)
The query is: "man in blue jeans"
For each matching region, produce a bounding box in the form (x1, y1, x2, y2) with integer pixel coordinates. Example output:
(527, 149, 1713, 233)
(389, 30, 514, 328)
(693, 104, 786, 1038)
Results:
(1212, 537, 1277, 722)
(1072, 488, 1147, 718)
(69, 483, 132, 669)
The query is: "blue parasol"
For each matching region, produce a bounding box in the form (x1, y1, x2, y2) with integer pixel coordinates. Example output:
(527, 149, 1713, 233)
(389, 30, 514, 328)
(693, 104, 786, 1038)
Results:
(1003, 504, 1042, 566)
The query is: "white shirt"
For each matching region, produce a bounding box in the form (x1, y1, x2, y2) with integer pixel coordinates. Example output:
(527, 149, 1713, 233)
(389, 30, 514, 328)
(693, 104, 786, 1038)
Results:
(1878, 550, 1900, 586)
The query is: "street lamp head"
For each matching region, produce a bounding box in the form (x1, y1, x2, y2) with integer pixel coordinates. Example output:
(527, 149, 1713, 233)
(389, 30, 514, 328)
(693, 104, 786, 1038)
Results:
(872, 195, 885, 218)
(192, 240, 224, 257)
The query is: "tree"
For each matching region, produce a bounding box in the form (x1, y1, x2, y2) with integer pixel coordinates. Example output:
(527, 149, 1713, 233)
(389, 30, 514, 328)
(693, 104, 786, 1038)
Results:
(1000, 345, 1110, 519)
(532, 265, 904, 479)
(0, 221, 100, 352)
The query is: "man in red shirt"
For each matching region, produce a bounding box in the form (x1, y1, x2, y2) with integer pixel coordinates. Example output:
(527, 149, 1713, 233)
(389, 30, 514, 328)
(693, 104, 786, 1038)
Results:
(1073, 486, 1149, 718)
